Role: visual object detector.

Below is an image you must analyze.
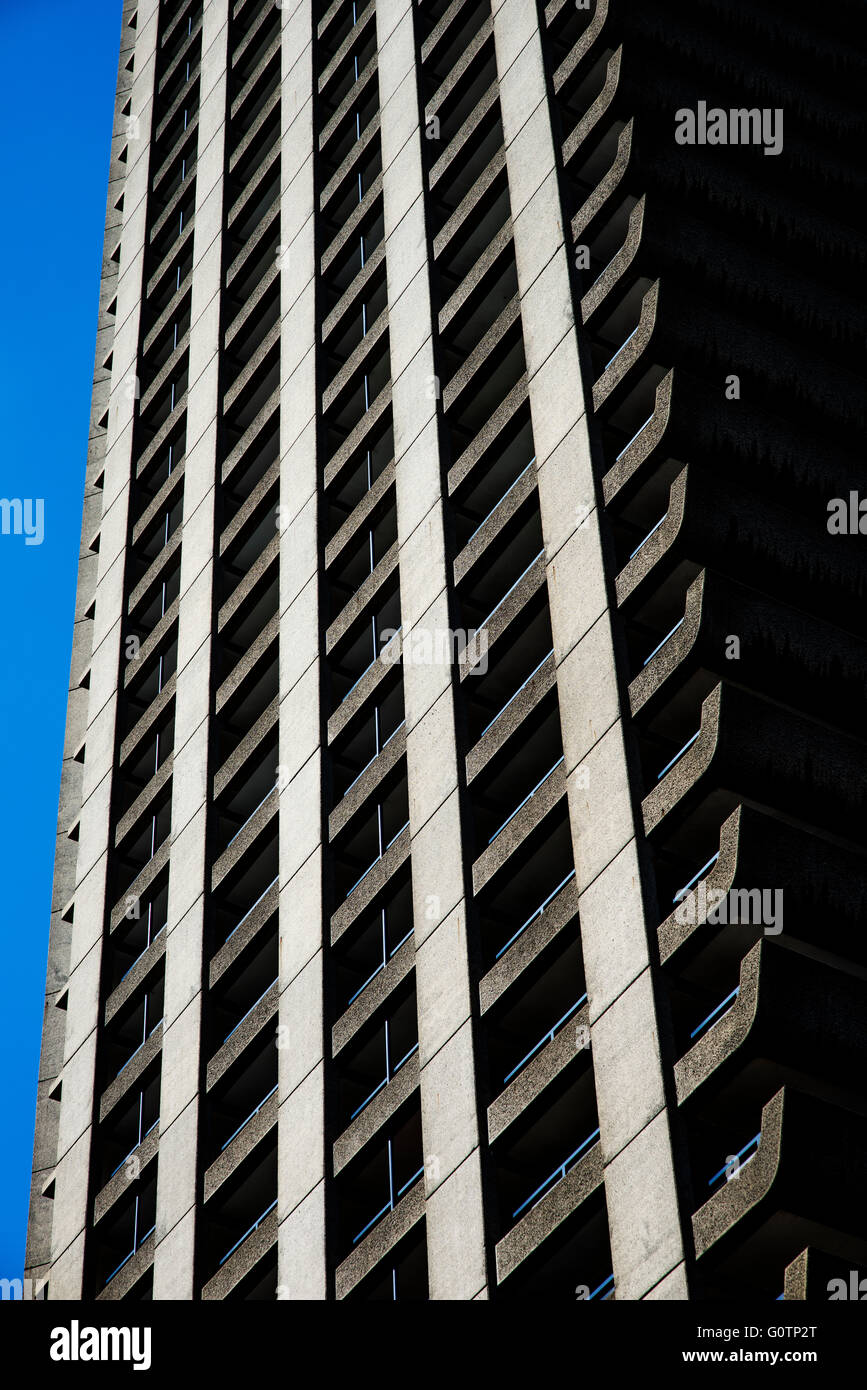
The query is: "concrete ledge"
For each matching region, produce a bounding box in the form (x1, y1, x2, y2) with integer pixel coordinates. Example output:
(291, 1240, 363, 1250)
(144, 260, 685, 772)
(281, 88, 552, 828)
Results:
(434, 149, 507, 263)
(215, 614, 279, 715)
(326, 629, 401, 745)
(206, 982, 278, 1091)
(480, 875, 579, 1014)
(330, 825, 411, 944)
(122, 600, 180, 689)
(329, 726, 406, 840)
(453, 459, 536, 587)
(333, 1054, 420, 1175)
(332, 933, 415, 1057)
(562, 47, 622, 167)
(210, 879, 278, 988)
(221, 389, 279, 484)
(220, 462, 280, 558)
(466, 650, 553, 785)
(100, 1022, 163, 1122)
(443, 296, 521, 413)
(204, 1089, 278, 1203)
(571, 119, 633, 243)
(324, 459, 395, 570)
(641, 683, 720, 835)
(217, 534, 279, 634)
(495, 1140, 603, 1285)
(93, 1123, 160, 1225)
(319, 113, 381, 216)
(109, 840, 171, 931)
(582, 195, 645, 323)
(551, 0, 609, 94)
(321, 172, 384, 277)
(201, 1207, 277, 1299)
(335, 1178, 425, 1299)
(211, 787, 278, 892)
(488, 1003, 590, 1142)
(592, 279, 659, 413)
(325, 541, 398, 653)
(114, 758, 173, 849)
(447, 372, 528, 495)
(104, 930, 167, 1025)
(472, 759, 567, 894)
(323, 381, 391, 490)
(213, 698, 278, 803)
(459, 553, 546, 681)
(96, 1229, 155, 1301)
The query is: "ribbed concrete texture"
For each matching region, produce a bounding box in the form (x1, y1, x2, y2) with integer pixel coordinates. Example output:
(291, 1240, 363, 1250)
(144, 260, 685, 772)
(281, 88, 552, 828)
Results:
(27, 0, 867, 1302)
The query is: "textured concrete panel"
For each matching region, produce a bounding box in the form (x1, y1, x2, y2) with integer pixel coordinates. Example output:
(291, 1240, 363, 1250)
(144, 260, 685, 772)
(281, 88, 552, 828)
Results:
(592, 969, 667, 1161)
(277, 1182, 327, 1301)
(604, 1110, 686, 1300)
(425, 1150, 487, 1301)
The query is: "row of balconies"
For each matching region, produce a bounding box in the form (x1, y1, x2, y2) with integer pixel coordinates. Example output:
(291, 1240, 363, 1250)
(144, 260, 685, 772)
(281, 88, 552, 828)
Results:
(393, 0, 612, 1297)
(314, 4, 429, 1301)
(88, 0, 273, 1299)
(540, 0, 867, 1301)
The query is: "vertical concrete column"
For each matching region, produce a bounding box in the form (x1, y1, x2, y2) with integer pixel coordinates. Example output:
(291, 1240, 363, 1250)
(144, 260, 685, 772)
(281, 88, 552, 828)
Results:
(43, 0, 161, 1300)
(490, 0, 688, 1300)
(26, 0, 144, 1298)
(376, 0, 488, 1301)
(276, 0, 327, 1301)
(152, 0, 229, 1300)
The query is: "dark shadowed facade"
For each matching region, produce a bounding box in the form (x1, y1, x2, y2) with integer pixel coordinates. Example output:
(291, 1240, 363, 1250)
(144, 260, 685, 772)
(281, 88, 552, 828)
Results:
(26, 0, 867, 1301)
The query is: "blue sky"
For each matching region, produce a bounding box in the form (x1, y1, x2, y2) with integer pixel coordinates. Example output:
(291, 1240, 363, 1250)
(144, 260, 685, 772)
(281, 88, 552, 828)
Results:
(0, 0, 122, 1277)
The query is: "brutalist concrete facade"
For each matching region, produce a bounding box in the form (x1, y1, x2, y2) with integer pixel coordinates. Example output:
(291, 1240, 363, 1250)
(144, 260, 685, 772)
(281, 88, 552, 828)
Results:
(27, 0, 867, 1301)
